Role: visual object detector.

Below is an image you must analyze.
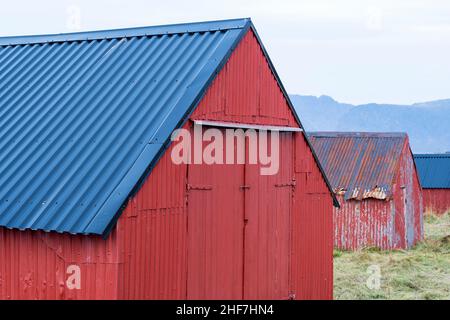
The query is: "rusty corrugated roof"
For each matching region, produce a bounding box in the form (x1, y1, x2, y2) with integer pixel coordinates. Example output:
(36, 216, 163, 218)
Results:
(309, 132, 408, 200)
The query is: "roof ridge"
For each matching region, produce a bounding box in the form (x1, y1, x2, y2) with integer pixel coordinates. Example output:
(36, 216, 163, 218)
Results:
(309, 132, 407, 138)
(0, 18, 251, 47)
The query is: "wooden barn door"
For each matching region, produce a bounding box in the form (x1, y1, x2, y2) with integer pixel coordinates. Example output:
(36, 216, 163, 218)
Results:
(186, 128, 293, 299)
(186, 128, 245, 299)
(243, 132, 293, 300)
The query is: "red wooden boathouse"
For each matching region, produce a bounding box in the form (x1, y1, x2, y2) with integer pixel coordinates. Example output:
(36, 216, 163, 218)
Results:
(0, 19, 337, 300)
(309, 132, 423, 250)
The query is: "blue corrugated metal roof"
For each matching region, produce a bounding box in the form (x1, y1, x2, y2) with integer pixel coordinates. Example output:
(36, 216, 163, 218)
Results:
(309, 132, 408, 200)
(414, 154, 450, 189)
(0, 18, 252, 236)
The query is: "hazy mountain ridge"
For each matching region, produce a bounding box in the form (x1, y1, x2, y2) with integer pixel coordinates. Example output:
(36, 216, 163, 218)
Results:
(290, 95, 450, 153)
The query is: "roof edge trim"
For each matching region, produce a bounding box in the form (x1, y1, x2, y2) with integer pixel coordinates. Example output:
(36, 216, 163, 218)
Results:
(0, 18, 251, 46)
(310, 132, 408, 138)
(194, 120, 303, 132)
(247, 25, 339, 207)
(414, 153, 450, 158)
(96, 22, 252, 237)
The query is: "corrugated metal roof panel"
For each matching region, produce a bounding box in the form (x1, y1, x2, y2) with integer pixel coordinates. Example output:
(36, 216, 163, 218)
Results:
(414, 154, 450, 189)
(309, 132, 407, 200)
(0, 19, 250, 236)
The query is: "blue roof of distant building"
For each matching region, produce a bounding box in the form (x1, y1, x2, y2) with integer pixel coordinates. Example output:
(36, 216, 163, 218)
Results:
(414, 154, 450, 189)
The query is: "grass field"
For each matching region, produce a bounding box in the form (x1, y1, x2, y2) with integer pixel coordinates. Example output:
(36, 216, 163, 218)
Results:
(334, 212, 450, 300)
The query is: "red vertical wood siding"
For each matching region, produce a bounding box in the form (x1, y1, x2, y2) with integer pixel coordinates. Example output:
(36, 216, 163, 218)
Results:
(422, 189, 450, 215)
(115, 140, 188, 299)
(333, 139, 423, 250)
(0, 228, 120, 300)
(291, 133, 333, 300)
(0, 29, 333, 300)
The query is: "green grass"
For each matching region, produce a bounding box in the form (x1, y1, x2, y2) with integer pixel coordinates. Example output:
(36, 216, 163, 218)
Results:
(334, 212, 450, 300)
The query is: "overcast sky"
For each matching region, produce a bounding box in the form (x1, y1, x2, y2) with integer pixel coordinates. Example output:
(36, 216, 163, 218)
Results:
(1, 0, 449, 104)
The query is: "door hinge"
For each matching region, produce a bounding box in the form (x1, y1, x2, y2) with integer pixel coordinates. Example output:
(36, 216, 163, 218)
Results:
(275, 181, 296, 188)
(240, 185, 251, 190)
(186, 184, 213, 191)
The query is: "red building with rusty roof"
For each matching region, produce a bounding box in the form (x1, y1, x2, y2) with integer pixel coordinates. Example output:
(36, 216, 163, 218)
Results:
(309, 132, 423, 250)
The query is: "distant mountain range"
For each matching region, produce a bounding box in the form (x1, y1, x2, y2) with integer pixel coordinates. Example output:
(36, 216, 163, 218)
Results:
(289, 95, 450, 154)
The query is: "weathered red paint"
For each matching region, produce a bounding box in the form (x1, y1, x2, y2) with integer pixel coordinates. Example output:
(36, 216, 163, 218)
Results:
(0, 228, 120, 300)
(334, 138, 423, 250)
(0, 30, 333, 300)
(422, 189, 450, 215)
